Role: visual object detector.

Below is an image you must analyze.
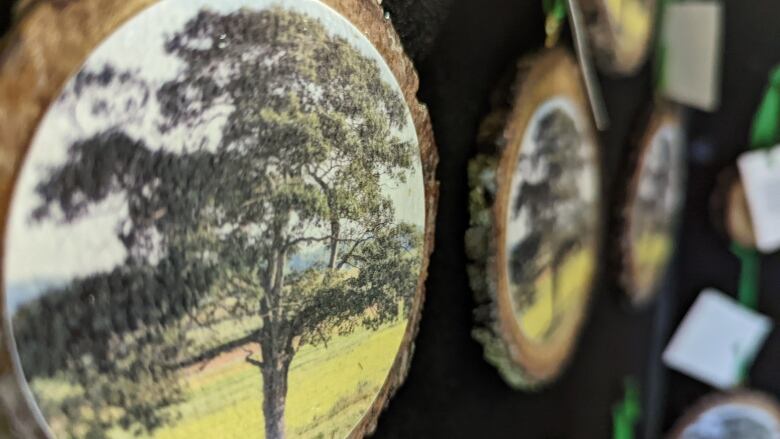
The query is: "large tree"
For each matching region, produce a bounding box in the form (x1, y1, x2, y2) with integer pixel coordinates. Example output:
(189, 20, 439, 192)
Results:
(508, 110, 589, 332)
(14, 7, 422, 439)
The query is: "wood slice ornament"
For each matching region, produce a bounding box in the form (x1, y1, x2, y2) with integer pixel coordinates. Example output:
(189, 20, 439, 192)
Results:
(669, 392, 780, 439)
(616, 104, 686, 305)
(466, 48, 601, 389)
(711, 167, 757, 250)
(578, 0, 657, 75)
(0, 0, 438, 438)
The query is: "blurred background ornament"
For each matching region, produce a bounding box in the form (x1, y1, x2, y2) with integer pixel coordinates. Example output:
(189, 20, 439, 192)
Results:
(615, 103, 686, 306)
(466, 47, 601, 388)
(669, 392, 780, 439)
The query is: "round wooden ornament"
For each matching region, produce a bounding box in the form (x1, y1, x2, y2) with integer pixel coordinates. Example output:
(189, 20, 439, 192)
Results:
(616, 104, 686, 305)
(466, 48, 601, 388)
(578, 0, 657, 75)
(710, 168, 757, 250)
(0, 1, 437, 438)
(669, 392, 780, 439)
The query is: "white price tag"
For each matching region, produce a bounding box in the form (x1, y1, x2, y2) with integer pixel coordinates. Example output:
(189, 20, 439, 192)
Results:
(660, 2, 723, 111)
(663, 289, 773, 389)
(738, 145, 780, 253)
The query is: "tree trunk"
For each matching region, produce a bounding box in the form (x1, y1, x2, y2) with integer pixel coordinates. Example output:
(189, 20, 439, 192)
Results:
(550, 256, 560, 324)
(261, 240, 292, 439)
(260, 347, 292, 439)
(550, 240, 571, 326)
(328, 219, 340, 271)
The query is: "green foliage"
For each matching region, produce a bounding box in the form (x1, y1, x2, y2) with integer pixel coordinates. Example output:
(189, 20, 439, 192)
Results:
(13, 6, 422, 438)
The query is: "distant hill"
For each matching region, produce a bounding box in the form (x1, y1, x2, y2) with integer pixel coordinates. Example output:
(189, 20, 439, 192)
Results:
(5, 246, 353, 358)
(288, 246, 328, 271)
(5, 278, 66, 314)
(4, 246, 331, 315)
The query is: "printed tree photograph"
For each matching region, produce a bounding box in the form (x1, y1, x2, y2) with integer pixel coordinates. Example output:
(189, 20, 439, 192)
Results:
(626, 118, 685, 302)
(2, 1, 426, 438)
(505, 98, 599, 345)
(464, 50, 600, 388)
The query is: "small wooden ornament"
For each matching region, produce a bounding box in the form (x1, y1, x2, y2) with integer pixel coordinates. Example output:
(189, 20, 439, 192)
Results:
(616, 104, 686, 305)
(710, 167, 757, 249)
(466, 48, 601, 388)
(0, 1, 437, 438)
(578, 0, 657, 75)
(669, 392, 780, 439)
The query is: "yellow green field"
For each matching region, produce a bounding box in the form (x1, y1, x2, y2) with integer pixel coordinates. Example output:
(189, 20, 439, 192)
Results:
(34, 322, 406, 439)
(516, 247, 596, 341)
(632, 232, 672, 293)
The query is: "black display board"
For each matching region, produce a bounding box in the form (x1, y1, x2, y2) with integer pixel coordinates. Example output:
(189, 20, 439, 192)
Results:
(381, 0, 780, 436)
(2, 0, 778, 438)
(374, 0, 665, 437)
(662, 0, 780, 433)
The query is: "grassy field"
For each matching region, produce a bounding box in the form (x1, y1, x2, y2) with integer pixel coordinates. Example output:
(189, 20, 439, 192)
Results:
(33, 322, 407, 439)
(515, 247, 596, 342)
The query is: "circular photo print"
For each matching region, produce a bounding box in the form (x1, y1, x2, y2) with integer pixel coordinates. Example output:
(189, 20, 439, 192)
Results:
(504, 97, 599, 350)
(1, 0, 434, 438)
(579, 0, 657, 75)
(620, 106, 686, 304)
(670, 392, 780, 439)
(466, 48, 601, 388)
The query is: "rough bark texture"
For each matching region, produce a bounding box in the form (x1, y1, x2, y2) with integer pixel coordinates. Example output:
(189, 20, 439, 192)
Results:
(668, 391, 780, 438)
(0, 0, 438, 437)
(612, 103, 685, 306)
(465, 48, 601, 389)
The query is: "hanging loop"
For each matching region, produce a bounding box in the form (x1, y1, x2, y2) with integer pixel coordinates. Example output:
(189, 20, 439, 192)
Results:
(544, 0, 567, 47)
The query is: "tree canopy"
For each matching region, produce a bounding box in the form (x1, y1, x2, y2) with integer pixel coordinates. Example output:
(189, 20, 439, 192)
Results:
(12, 7, 423, 438)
